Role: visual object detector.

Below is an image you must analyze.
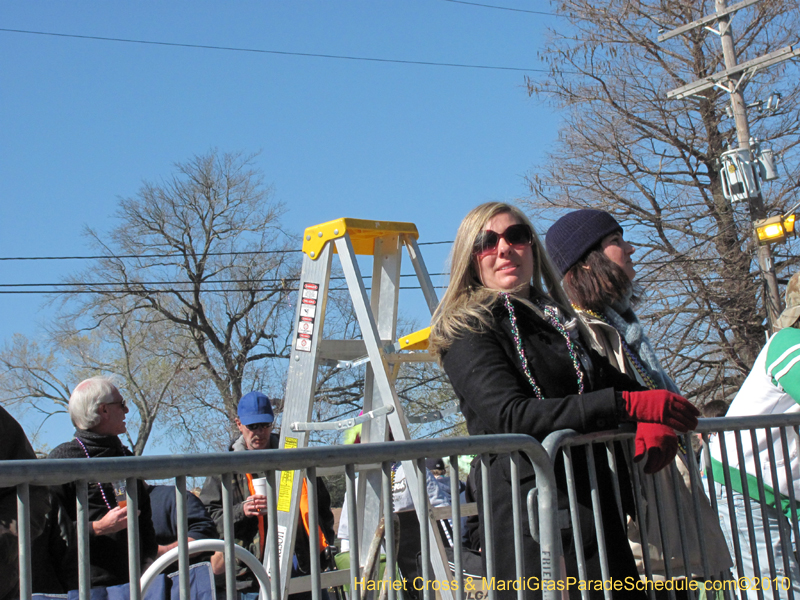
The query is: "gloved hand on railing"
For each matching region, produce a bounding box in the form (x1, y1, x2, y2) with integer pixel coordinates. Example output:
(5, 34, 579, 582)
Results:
(622, 389, 699, 432)
(634, 422, 678, 474)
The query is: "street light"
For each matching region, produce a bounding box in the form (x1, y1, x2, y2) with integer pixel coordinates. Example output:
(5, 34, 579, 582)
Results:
(755, 213, 796, 246)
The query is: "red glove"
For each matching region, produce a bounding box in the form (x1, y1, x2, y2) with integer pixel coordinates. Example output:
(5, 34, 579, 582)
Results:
(622, 389, 699, 433)
(634, 423, 678, 474)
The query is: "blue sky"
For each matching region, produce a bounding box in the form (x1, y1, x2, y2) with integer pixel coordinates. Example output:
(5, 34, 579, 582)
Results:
(0, 1, 562, 451)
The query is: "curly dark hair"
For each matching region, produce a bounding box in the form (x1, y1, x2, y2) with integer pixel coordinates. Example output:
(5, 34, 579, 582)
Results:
(562, 246, 635, 312)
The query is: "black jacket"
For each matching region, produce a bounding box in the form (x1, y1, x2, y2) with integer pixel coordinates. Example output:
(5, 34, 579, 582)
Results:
(0, 407, 50, 600)
(441, 298, 646, 598)
(47, 430, 157, 588)
(442, 299, 640, 441)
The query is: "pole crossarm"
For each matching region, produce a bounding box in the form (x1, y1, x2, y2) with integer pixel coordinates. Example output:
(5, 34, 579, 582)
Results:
(657, 0, 760, 42)
(667, 44, 800, 100)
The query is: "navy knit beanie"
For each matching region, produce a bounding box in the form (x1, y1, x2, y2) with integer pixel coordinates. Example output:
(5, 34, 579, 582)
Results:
(545, 209, 622, 276)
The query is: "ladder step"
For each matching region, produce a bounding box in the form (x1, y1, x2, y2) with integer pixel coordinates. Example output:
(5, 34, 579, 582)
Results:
(406, 403, 459, 424)
(291, 406, 394, 432)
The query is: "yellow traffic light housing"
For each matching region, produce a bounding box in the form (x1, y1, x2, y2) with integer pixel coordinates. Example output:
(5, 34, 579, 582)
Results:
(755, 214, 796, 246)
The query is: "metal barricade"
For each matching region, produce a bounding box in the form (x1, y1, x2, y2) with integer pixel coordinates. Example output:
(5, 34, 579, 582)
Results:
(543, 415, 800, 600)
(702, 414, 800, 600)
(0, 434, 561, 600)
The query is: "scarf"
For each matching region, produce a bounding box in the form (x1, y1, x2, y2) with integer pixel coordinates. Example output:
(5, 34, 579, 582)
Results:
(604, 301, 681, 394)
(49, 429, 130, 460)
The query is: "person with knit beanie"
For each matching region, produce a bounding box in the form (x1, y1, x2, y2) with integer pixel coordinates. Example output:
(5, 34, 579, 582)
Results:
(430, 202, 701, 599)
(546, 209, 732, 591)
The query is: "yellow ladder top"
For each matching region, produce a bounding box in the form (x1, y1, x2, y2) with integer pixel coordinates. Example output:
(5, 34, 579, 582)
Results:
(302, 218, 420, 259)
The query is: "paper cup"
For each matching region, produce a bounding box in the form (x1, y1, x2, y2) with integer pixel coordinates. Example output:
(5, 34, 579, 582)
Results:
(252, 477, 268, 497)
(113, 480, 127, 508)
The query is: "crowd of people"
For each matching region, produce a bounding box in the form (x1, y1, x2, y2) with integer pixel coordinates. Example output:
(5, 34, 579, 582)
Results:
(2, 201, 800, 600)
(0, 384, 335, 600)
(428, 202, 800, 599)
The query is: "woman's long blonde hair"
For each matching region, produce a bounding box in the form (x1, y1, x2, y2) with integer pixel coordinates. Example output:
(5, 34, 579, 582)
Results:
(429, 202, 577, 359)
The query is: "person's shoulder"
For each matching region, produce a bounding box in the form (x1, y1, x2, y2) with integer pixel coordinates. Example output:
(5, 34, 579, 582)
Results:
(148, 485, 172, 501)
(442, 322, 501, 362)
(0, 407, 37, 461)
(770, 326, 800, 345)
(766, 328, 800, 370)
(0, 405, 26, 441)
(0, 405, 22, 430)
(48, 438, 81, 459)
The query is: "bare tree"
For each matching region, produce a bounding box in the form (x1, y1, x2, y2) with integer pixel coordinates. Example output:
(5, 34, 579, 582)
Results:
(523, 0, 800, 403)
(63, 150, 299, 422)
(0, 303, 195, 455)
(0, 150, 301, 454)
(0, 150, 458, 452)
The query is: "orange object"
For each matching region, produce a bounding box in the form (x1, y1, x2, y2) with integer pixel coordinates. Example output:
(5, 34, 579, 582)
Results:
(246, 473, 267, 557)
(299, 479, 329, 550)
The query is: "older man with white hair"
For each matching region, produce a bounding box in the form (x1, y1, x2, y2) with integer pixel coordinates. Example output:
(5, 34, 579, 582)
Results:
(47, 377, 156, 588)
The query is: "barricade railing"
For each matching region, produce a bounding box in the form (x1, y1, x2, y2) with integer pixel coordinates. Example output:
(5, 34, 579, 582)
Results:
(0, 433, 560, 600)
(543, 415, 800, 600)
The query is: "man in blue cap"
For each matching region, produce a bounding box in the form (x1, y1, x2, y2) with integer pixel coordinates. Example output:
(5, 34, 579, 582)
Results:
(200, 392, 335, 599)
(233, 390, 276, 452)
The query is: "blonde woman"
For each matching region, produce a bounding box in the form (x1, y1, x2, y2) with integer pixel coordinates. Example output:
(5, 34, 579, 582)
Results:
(429, 202, 699, 599)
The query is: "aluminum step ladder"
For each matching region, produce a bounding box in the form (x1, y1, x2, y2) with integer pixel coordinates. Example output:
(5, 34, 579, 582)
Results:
(268, 218, 455, 600)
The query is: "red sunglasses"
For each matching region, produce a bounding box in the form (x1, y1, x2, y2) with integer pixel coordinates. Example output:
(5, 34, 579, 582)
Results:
(473, 223, 533, 257)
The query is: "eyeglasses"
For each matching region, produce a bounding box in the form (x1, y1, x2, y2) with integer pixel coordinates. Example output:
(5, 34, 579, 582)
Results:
(246, 422, 273, 432)
(473, 223, 533, 257)
(106, 399, 127, 410)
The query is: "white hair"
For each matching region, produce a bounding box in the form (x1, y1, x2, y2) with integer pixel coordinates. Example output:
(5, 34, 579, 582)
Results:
(69, 377, 119, 431)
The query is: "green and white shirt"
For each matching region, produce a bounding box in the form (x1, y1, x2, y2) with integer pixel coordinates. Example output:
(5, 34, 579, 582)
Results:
(709, 328, 800, 514)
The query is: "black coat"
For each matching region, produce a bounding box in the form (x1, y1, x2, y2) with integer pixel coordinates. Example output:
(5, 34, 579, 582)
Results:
(441, 298, 645, 599)
(0, 407, 50, 600)
(47, 430, 157, 588)
(443, 300, 638, 440)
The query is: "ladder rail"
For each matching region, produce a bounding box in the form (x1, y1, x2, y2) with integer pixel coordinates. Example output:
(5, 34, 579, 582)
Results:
(271, 244, 335, 599)
(403, 235, 440, 315)
(338, 234, 401, 555)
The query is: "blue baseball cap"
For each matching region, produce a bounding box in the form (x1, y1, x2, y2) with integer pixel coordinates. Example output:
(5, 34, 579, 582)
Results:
(237, 391, 275, 426)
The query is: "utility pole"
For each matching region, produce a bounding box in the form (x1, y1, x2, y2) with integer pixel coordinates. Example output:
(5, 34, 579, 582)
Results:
(715, 0, 783, 330)
(660, 0, 800, 330)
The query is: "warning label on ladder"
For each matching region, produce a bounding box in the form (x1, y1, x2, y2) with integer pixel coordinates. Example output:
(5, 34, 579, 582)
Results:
(298, 318, 314, 335)
(295, 283, 319, 352)
(301, 283, 319, 299)
(274, 524, 286, 577)
(277, 437, 299, 512)
(295, 335, 311, 352)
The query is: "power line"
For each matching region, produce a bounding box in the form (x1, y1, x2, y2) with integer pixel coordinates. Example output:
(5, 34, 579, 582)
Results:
(0, 285, 451, 295)
(0, 249, 300, 261)
(0, 273, 759, 295)
(0, 240, 452, 262)
(0, 272, 450, 288)
(0, 28, 546, 74)
(441, 0, 559, 16)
